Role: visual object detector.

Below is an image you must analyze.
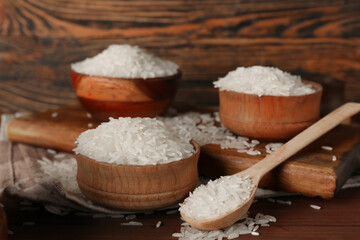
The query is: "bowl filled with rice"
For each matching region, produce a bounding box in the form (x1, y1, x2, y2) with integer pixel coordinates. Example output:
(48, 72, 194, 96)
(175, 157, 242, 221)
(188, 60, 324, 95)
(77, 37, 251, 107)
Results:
(73, 117, 200, 211)
(214, 66, 323, 140)
(71, 44, 181, 121)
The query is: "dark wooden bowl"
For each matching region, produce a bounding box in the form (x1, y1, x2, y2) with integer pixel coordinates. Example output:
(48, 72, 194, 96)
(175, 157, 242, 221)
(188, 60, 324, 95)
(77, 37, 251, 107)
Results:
(75, 141, 200, 211)
(219, 81, 323, 140)
(71, 70, 181, 121)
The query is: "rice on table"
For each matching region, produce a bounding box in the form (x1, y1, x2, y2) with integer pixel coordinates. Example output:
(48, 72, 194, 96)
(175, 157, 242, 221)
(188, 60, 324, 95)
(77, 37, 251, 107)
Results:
(71, 44, 179, 79)
(179, 175, 255, 220)
(73, 117, 195, 165)
(213, 65, 315, 96)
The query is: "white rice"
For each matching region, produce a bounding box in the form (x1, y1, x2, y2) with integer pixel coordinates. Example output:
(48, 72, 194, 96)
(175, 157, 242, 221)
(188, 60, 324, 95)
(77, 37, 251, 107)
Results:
(156, 221, 162, 228)
(51, 112, 58, 118)
(179, 175, 254, 220)
(174, 212, 276, 240)
(166, 210, 178, 215)
(310, 204, 321, 210)
(276, 199, 292, 205)
(71, 44, 179, 79)
(74, 117, 194, 165)
(54, 153, 66, 159)
(332, 155, 337, 161)
(160, 112, 262, 155)
(46, 149, 57, 155)
(321, 146, 333, 151)
(213, 66, 315, 96)
(120, 221, 143, 226)
(37, 156, 79, 194)
(265, 143, 283, 154)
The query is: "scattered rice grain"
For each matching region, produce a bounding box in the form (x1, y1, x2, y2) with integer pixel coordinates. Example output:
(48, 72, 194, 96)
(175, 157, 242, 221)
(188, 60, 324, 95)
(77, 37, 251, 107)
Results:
(51, 112, 58, 118)
(156, 221, 162, 228)
(276, 199, 292, 205)
(172, 233, 182, 238)
(54, 153, 66, 159)
(121, 221, 143, 226)
(166, 210, 178, 215)
(321, 146, 333, 151)
(310, 204, 321, 210)
(47, 149, 57, 155)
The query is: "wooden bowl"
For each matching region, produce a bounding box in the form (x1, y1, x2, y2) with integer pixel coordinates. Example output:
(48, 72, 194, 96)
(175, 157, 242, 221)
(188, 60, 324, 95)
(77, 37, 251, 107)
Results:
(75, 141, 200, 211)
(219, 81, 323, 140)
(0, 207, 7, 240)
(71, 70, 181, 121)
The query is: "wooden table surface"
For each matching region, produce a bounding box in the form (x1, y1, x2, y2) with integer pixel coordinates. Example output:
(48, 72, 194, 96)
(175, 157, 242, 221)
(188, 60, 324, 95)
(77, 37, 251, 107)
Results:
(1, 185, 360, 240)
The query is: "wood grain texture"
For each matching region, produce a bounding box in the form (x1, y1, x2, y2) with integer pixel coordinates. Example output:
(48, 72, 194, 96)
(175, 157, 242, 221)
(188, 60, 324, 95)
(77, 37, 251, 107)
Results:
(0, 0, 359, 112)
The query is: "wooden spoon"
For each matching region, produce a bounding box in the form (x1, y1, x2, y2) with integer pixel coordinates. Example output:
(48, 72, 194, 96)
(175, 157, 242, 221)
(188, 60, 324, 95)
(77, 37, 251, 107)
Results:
(180, 102, 360, 230)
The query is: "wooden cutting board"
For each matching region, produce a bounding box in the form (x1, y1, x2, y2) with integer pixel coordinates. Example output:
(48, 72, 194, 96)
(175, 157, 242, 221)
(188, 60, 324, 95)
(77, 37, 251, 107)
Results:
(5, 104, 360, 199)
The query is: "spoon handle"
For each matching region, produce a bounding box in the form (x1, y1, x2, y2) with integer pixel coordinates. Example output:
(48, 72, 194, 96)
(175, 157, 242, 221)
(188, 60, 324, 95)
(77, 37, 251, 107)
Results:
(237, 102, 360, 181)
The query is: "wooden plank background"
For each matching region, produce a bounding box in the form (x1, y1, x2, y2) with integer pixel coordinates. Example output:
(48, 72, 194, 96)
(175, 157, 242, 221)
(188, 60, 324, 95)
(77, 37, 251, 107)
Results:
(0, 0, 359, 113)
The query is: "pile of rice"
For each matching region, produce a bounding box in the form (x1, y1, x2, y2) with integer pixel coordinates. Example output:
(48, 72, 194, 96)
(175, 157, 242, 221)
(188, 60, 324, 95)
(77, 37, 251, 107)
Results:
(36, 154, 80, 194)
(71, 44, 178, 79)
(179, 175, 255, 220)
(160, 112, 263, 155)
(73, 117, 195, 165)
(213, 66, 315, 96)
(174, 212, 276, 239)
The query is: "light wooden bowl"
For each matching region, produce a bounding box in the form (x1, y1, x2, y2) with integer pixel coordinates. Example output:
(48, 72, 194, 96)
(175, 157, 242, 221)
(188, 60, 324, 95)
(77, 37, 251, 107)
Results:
(0, 207, 7, 240)
(75, 141, 200, 211)
(219, 81, 323, 140)
(71, 70, 181, 121)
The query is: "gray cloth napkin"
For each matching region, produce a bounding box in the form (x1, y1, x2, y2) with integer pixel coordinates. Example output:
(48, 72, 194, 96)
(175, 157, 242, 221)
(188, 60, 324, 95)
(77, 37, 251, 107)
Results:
(0, 141, 132, 215)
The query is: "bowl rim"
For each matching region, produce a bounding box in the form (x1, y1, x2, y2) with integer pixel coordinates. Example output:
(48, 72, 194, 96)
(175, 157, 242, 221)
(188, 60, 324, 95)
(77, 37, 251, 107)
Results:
(218, 80, 322, 98)
(70, 69, 182, 82)
(74, 139, 200, 169)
